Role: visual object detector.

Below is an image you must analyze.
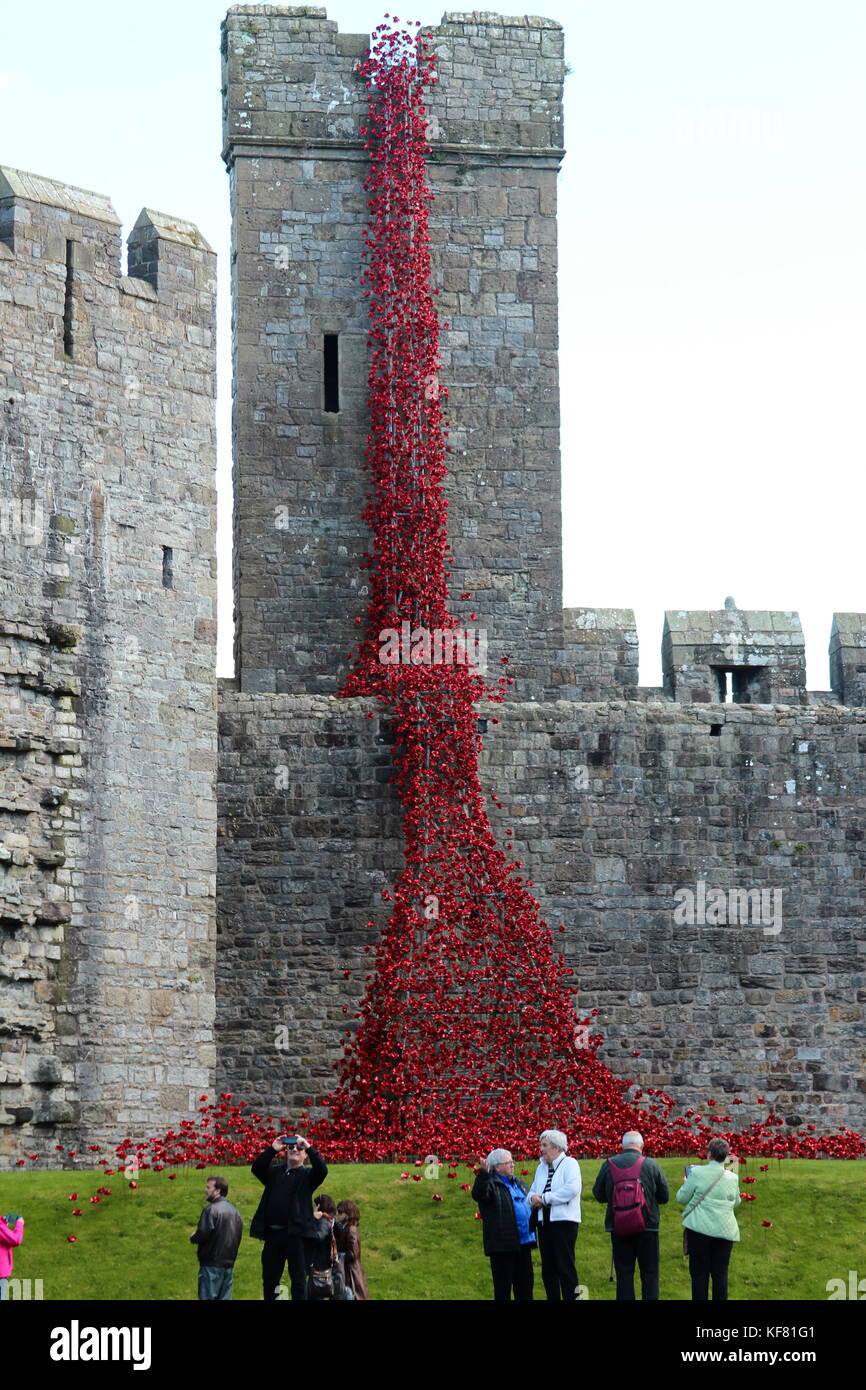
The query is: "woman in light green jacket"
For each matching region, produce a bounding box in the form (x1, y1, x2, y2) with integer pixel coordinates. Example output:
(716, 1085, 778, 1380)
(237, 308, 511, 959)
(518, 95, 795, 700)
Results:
(676, 1137, 741, 1301)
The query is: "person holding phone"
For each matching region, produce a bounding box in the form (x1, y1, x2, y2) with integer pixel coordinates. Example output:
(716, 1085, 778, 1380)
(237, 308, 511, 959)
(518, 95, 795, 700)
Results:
(250, 1134, 327, 1301)
(0, 1213, 24, 1300)
(676, 1138, 741, 1300)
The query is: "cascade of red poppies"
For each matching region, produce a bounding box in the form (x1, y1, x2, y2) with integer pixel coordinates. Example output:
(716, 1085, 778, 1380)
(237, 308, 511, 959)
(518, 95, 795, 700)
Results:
(307, 21, 608, 1158)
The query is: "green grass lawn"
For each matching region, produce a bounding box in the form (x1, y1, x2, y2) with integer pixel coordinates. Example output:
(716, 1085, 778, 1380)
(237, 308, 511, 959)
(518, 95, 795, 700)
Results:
(1, 1158, 861, 1301)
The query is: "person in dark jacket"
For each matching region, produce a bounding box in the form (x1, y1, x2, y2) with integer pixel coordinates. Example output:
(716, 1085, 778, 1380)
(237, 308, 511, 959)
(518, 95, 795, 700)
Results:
(471, 1148, 535, 1301)
(336, 1199, 369, 1301)
(306, 1194, 340, 1300)
(190, 1174, 243, 1300)
(251, 1133, 327, 1301)
(592, 1130, 670, 1300)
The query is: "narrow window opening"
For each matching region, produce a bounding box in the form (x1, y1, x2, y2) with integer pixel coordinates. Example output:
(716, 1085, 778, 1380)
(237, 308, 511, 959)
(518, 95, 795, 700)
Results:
(714, 668, 734, 703)
(713, 665, 765, 704)
(323, 333, 340, 413)
(162, 546, 174, 589)
(63, 240, 75, 358)
(710, 723, 722, 737)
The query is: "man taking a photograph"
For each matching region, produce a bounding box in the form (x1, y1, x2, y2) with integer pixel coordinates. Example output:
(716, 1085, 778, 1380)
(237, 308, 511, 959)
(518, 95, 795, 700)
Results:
(251, 1134, 328, 1301)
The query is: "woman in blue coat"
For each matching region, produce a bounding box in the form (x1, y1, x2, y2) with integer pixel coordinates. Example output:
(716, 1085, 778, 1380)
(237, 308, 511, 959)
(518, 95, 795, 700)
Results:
(472, 1148, 536, 1301)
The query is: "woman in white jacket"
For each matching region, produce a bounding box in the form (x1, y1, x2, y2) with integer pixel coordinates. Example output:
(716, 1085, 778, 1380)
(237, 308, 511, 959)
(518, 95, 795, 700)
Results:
(528, 1129, 583, 1300)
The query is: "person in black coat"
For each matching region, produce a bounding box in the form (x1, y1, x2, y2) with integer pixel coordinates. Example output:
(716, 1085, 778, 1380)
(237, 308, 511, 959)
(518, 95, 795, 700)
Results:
(250, 1133, 327, 1301)
(471, 1148, 536, 1301)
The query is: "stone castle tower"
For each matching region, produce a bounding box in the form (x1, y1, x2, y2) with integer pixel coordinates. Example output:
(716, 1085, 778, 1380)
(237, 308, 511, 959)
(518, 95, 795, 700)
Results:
(0, 169, 218, 1160)
(1, 7, 864, 1165)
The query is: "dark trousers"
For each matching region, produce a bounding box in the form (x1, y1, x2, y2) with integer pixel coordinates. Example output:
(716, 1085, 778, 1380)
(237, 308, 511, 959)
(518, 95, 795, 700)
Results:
(687, 1230, 733, 1301)
(261, 1229, 309, 1301)
(610, 1230, 660, 1300)
(537, 1220, 579, 1300)
(489, 1245, 534, 1301)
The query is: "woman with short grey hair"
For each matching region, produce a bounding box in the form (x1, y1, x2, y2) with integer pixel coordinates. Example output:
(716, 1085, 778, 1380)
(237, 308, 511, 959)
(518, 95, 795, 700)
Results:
(539, 1130, 568, 1155)
(486, 1148, 511, 1172)
(528, 1129, 583, 1299)
(472, 1148, 535, 1300)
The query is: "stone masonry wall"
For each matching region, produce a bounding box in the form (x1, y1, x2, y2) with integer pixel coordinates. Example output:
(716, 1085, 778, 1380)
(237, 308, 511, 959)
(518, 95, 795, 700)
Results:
(216, 684, 866, 1132)
(222, 6, 564, 699)
(0, 168, 218, 1164)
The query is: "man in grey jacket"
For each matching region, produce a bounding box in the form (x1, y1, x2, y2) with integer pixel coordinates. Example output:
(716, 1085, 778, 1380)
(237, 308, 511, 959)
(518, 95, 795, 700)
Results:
(190, 1174, 244, 1300)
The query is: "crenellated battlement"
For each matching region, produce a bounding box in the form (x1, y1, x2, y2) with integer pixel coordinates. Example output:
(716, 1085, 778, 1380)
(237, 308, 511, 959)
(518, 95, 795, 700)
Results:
(221, 6, 563, 160)
(0, 166, 214, 336)
(561, 602, 866, 707)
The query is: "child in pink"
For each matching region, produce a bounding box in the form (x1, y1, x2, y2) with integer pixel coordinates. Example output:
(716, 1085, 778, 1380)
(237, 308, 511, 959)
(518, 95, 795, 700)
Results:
(0, 1214, 24, 1299)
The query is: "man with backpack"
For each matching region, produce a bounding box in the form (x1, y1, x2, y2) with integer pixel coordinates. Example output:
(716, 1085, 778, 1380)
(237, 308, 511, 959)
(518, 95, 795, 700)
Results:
(592, 1130, 669, 1300)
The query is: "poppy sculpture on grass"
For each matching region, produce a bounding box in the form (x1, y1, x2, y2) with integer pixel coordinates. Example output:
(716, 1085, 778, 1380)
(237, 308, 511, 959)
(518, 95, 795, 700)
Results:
(21, 19, 863, 1176)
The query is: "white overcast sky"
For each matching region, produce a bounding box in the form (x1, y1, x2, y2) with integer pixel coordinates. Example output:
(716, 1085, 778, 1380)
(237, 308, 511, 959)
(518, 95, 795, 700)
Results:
(2, 1, 864, 686)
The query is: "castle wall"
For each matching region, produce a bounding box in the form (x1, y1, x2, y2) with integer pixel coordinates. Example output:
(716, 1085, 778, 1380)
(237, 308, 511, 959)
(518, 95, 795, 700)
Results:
(0, 169, 218, 1162)
(222, 6, 564, 699)
(217, 681, 866, 1131)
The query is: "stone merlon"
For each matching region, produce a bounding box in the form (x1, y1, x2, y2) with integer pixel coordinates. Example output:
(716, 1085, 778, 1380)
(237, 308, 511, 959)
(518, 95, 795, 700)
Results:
(0, 164, 214, 305)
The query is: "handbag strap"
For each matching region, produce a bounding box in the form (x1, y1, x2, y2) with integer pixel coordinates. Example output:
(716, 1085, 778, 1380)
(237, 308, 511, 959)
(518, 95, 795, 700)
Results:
(683, 1166, 726, 1219)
